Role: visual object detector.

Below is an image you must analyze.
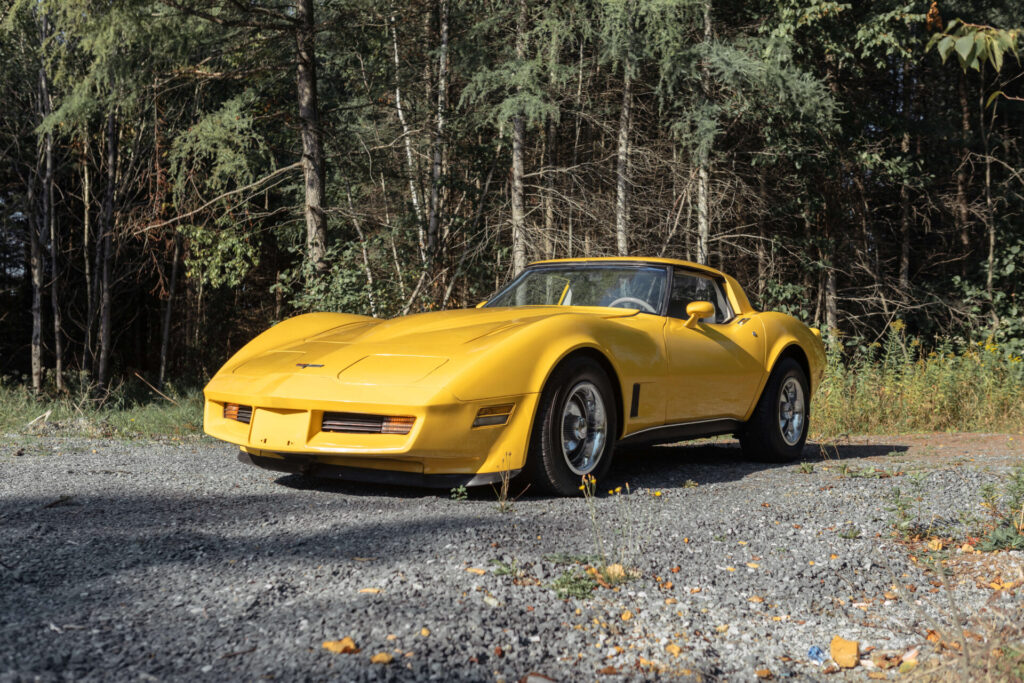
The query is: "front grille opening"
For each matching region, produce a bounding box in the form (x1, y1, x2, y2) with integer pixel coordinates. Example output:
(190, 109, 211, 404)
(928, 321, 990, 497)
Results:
(322, 412, 415, 435)
(224, 403, 253, 424)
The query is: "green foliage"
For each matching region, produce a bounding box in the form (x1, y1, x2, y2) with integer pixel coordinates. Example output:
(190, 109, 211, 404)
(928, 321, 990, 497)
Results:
(928, 19, 1020, 75)
(977, 464, 1024, 551)
(450, 484, 469, 501)
(550, 568, 598, 600)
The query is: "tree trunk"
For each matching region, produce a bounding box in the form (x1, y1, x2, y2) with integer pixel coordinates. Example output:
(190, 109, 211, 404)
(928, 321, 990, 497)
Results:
(543, 115, 556, 259)
(955, 73, 971, 271)
(28, 169, 43, 395)
(979, 77, 995, 308)
(390, 12, 426, 262)
(158, 235, 180, 388)
(426, 0, 448, 266)
(510, 0, 527, 274)
(82, 134, 95, 375)
(97, 110, 119, 392)
(696, 0, 713, 265)
(614, 55, 631, 257)
(696, 165, 709, 264)
(39, 17, 64, 392)
(296, 0, 326, 274)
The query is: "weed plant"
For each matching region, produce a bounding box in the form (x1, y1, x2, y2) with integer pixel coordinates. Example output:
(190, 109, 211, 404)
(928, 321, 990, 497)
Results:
(813, 322, 1024, 436)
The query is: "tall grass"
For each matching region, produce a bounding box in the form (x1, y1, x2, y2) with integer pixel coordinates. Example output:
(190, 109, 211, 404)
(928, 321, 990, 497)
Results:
(813, 322, 1024, 437)
(0, 374, 204, 439)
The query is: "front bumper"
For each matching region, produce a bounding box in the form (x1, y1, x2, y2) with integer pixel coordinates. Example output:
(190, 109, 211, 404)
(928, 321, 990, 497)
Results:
(203, 388, 539, 476)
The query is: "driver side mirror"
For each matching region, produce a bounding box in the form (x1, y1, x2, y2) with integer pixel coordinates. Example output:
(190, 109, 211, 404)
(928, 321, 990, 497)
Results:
(684, 301, 715, 328)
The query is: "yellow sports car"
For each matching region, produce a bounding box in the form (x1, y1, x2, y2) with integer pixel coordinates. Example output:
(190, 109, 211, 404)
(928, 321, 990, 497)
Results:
(204, 257, 825, 495)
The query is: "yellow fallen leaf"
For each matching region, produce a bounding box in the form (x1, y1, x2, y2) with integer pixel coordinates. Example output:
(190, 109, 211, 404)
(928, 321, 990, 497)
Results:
(358, 587, 381, 594)
(665, 643, 682, 657)
(726, 566, 736, 572)
(322, 637, 360, 654)
(665, 597, 678, 605)
(831, 636, 859, 668)
(960, 543, 975, 553)
(385, 634, 397, 641)
(927, 538, 943, 552)
(830, 553, 839, 560)
(420, 627, 430, 637)
(747, 562, 760, 569)
(808, 561, 815, 566)
(868, 673, 887, 680)
(690, 587, 701, 594)
(755, 669, 772, 679)
(884, 591, 898, 600)
(370, 652, 393, 664)
(749, 596, 764, 603)
(716, 624, 729, 633)
(466, 567, 486, 575)
(621, 610, 633, 621)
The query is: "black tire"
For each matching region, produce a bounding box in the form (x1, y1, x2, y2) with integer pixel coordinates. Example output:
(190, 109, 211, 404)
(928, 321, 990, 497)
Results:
(525, 356, 618, 496)
(739, 357, 809, 463)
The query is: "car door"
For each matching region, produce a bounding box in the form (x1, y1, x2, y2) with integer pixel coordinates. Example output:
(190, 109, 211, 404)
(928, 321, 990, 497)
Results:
(663, 269, 766, 422)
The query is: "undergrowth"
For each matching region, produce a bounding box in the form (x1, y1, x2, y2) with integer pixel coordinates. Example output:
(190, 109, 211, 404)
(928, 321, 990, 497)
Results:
(813, 323, 1024, 436)
(0, 374, 204, 439)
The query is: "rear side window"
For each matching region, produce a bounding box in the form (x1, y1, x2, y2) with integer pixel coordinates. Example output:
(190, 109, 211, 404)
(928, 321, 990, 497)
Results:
(667, 270, 734, 323)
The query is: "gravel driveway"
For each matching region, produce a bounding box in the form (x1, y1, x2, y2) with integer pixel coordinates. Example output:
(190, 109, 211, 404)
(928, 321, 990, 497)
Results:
(2, 434, 1022, 682)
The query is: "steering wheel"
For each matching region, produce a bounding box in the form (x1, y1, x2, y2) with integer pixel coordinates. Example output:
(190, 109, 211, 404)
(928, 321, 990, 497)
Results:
(607, 296, 657, 314)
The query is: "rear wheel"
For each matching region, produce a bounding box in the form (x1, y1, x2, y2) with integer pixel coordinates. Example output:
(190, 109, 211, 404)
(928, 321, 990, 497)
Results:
(739, 357, 809, 462)
(526, 357, 617, 495)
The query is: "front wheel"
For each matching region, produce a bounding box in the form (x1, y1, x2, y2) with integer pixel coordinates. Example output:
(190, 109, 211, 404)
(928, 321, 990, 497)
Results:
(739, 357, 809, 462)
(526, 357, 617, 495)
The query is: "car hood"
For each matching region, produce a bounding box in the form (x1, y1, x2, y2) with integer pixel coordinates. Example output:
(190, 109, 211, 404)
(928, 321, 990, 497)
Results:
(229, 306, 638, 387)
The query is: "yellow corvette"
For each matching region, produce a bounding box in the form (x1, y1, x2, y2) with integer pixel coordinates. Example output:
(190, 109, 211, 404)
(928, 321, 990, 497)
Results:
(204, 257, 825, 495)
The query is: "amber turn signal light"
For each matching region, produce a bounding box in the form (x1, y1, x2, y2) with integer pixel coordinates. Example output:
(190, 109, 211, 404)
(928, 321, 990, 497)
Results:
(381, 416, 416, 435)
(472, 403, 514, 428)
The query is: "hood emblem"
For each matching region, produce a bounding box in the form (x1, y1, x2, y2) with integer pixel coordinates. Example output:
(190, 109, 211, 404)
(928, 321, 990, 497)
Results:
(295, 363, 325, 369)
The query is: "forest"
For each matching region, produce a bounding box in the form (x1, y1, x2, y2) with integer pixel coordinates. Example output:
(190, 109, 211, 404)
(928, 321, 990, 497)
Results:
(1, 0, 1023, 398)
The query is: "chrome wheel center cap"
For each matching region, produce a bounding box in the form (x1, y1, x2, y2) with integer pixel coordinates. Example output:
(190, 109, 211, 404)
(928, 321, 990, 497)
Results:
(573, 417, 587, 440)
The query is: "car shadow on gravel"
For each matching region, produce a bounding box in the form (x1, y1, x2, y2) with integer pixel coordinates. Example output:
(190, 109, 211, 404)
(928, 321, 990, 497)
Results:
(268, 439, 909, 499)
(602, 439, 910, 492)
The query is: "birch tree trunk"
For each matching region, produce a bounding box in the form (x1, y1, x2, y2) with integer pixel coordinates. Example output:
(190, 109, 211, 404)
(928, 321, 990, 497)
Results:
(510, 0, 527, 274)
(695, 0, 712, 265)
(614, 56, 631, 257)
(390, 13, 426, 262)
(296, 0, 326, 273)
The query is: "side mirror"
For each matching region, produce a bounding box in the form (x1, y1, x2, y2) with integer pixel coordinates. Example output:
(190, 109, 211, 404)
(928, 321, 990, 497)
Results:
(476, 300, 488, 308)
(684, 301, 715, 328)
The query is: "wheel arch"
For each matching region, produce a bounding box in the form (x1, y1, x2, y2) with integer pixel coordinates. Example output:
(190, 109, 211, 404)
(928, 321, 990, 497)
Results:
(539, 346, 625, 440)
(773, 344, 811, 391)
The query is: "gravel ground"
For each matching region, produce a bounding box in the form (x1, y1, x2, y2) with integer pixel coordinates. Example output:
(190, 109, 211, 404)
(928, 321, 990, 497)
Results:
(2, 433, 1023, 682)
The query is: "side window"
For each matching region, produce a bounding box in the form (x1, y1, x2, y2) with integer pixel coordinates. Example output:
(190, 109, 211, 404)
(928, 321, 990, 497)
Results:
(667, 270, 734, 323)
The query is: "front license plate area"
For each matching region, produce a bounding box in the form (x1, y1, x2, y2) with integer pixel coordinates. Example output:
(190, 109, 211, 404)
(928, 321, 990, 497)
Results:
(249, 408, 310, 450)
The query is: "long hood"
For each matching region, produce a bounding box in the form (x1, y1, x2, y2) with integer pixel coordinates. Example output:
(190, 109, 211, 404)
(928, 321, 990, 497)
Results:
(227, 306, 637, 390)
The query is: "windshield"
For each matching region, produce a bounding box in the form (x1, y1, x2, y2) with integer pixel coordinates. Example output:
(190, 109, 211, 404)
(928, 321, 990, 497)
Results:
(486, 265, 668, 314)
